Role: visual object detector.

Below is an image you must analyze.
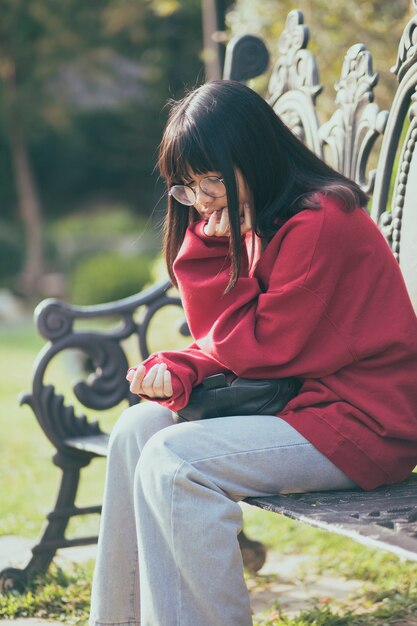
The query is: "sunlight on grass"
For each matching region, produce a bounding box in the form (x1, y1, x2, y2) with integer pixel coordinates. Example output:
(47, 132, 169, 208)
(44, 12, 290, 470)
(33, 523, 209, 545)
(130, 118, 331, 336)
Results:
(0, 298, 189, 540)
(0, 322, 59, 537)
(0, 562, 94, 625)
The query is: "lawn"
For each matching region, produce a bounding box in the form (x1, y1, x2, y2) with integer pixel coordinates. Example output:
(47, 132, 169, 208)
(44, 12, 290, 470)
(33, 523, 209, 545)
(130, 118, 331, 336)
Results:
(0, 318, 118, 540)
(0, 320, 61, 538)
(1, 319, 417, 625)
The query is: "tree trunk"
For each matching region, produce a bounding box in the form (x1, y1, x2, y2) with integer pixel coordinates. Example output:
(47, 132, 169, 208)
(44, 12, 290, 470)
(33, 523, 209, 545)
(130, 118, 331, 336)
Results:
(6, 86, 44, 298)
(202, 0, 223, 80)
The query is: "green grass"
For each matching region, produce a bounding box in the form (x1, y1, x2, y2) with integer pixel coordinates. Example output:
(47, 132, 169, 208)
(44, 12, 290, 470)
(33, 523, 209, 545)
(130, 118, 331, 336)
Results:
(245, 507, 417, 624)
(1, 320, 417, 625)
(0, 320, 111, 539)
(0, 302, 190, 539)
(2, 517, 417, 625)
(0, 321, 60, 537)
(0, 562, 94, 624)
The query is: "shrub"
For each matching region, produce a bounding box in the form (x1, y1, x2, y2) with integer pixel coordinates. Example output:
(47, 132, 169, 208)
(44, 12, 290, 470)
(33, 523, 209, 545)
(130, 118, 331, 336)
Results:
(51, 204, 147, 239)
(70, 252, 154, 305)
(0, 222, 24, 284)
(0, 238, 24, 281)
(48, 205, 160, 272)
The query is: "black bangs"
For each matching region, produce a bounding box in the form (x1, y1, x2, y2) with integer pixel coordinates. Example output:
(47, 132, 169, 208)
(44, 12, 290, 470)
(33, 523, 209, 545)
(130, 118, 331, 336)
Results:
(161, 117, 225, 184)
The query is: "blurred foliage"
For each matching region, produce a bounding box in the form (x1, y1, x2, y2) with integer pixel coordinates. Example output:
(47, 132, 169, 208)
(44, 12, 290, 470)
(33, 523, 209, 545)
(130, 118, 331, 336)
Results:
(227, 0, 413, 118)
(48, 205, 159, 267)
(1, 0, 412, 222)
(70, 251, 155, 304)
(0, 221, 24, 283)
(0, 0, 204, 223)
(1, 0, 415, 295)
(50, 204, 147, 238)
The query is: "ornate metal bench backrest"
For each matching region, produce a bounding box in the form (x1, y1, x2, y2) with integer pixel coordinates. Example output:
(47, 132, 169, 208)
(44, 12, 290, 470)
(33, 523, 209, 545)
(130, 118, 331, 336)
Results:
(371, 5, 417, 309)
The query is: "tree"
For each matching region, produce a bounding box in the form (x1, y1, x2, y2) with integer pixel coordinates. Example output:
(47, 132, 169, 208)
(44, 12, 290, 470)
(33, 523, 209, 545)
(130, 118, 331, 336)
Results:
(1, 1, 107, 294)
(0, 0, 203, 298)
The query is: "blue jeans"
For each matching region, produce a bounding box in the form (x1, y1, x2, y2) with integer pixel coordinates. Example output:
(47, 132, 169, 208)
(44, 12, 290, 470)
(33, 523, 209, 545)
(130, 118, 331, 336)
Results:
(89, 402, 356, 626)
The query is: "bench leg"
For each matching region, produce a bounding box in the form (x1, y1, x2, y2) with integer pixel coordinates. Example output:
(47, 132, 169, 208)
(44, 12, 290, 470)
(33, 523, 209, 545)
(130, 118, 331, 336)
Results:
(238, 530, 267, 573)
(0, 451, 266, 592)
(0, 451, 99, 592)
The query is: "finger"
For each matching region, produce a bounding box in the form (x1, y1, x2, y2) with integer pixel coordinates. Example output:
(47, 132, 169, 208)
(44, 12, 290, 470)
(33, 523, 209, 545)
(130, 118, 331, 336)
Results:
(126, 367, 136, 382)
(218, 208, 230, 235)
(241, 202, 252, 234)
(239, 204, 245, 226)
(140, 364, 160, 396)
(204, 212, 217, 236)
(152, 363, 167, 397)
(244, 203, 252, 229)
(163, 370, 173, 397)
(129, 364, 146, 394)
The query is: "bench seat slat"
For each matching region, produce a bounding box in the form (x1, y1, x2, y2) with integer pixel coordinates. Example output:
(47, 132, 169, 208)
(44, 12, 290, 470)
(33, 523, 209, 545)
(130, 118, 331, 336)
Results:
(64, 434, 110, 456)
(246, 474, 417, 561)
(65, 430, 417, 560)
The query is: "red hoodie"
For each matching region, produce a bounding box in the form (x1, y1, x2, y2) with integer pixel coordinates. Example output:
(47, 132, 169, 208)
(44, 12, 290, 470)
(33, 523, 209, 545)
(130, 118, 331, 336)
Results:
(142, 195, 417, 490)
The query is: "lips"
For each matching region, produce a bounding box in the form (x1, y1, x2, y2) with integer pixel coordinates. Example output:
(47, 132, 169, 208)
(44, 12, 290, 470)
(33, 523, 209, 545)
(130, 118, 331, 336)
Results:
(201, 208, 226, 221)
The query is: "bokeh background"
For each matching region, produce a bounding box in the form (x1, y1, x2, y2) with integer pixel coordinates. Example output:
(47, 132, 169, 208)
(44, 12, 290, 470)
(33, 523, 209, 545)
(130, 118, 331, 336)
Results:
(0, 0, 412, 311)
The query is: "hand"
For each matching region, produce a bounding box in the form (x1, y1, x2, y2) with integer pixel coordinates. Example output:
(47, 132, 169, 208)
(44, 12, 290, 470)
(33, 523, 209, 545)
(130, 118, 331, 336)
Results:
(126, 363, 173, 398)
(204, 203, 252, 237)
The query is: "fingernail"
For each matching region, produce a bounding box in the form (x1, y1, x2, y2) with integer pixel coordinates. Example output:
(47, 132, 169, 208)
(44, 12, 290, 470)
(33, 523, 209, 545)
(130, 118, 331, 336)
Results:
(126, 367, 136, 380)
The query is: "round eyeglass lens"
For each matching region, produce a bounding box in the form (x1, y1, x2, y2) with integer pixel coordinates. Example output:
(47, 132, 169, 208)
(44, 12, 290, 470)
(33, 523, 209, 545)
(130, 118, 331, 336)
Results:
(200, 176, 226, 198)
(170, 185, 195, 205)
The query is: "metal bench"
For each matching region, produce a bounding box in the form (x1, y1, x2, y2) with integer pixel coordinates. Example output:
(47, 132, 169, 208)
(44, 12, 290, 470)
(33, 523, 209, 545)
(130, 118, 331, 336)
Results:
(1, 7, 417, 592)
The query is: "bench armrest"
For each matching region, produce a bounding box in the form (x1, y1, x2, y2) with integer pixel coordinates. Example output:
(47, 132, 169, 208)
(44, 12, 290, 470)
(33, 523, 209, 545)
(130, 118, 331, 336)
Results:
(21, 279, 187, 454)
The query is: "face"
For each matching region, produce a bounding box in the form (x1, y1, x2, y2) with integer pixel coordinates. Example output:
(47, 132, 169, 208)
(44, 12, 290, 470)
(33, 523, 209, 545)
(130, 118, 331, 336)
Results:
(184, 168, 252, 222)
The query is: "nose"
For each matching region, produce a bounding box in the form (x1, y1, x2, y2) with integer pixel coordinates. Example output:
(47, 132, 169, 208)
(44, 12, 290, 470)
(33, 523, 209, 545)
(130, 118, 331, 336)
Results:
(195, 186, 214, 206)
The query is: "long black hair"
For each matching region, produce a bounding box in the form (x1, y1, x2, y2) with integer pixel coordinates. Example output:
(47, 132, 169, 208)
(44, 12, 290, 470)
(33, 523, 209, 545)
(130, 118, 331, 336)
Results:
(158, 80, 368, 292)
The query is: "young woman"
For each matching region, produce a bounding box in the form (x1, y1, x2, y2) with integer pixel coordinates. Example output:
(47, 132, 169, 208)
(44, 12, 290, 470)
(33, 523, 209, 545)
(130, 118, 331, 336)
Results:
(89, 80, 417, 626)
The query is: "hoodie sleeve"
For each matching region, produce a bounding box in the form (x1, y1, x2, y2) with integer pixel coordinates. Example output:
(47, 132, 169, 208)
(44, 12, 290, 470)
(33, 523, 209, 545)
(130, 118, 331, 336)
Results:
(137, 342, 229, 411)
(131, 222, 250, 411)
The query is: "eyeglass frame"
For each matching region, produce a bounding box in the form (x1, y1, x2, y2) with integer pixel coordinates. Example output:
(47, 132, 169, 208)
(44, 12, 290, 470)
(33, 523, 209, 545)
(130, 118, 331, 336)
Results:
(168, 176, 226, 206)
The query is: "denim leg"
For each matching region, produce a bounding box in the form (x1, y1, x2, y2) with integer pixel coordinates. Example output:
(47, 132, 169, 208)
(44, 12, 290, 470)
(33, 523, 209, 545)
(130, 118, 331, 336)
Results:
(134, 414, 356, 626)
(89, 402, 174, 626)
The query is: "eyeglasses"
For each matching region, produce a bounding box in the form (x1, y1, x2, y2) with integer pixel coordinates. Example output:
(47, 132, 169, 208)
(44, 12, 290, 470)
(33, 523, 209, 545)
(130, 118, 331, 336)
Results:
(169, 176, 226, 206)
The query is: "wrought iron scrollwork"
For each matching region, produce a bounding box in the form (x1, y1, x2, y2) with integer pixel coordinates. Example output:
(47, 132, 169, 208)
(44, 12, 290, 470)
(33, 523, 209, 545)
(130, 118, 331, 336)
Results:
(22, 279, 188, 451)
(21, 385, 104, 451)
(379, 96, 417, 260)
(35, 300, 76, 340)
(268, 10, 323, 156)
(223, 34, 269, 83)
(350, 505, 417, 533)
(392, 7, 417, 82)
(379, 210, 394, 247)
(268, 10, 321, 101)
(371, 3, 417, 235)
(319, 44, 388, 192)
